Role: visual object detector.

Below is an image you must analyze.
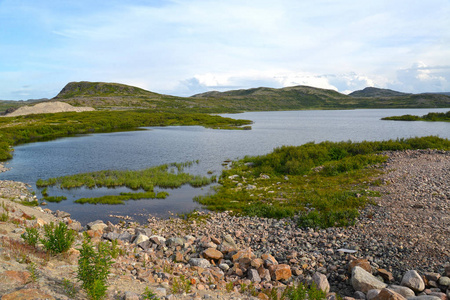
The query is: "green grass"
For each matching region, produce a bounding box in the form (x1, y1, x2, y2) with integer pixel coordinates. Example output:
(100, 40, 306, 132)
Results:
(37, 162, 215, 204)
(382, 110, 450, 122)
(195, 136, 450, 228)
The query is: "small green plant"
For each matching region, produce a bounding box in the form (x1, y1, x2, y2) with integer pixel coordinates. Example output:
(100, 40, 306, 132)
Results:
(27, 261, 38, 282)
(109, 239, 124, 259)
(142, 287, 160, 299)
(283, 282, 326, 300)
(171, 275, 191, 294)
(22, 227, 40, 247)
(62, 278, 78, 298)
(226, 281, 234, 293)
(77, 234, 113, 300)
(0, 211, 8, 222)
(40, 222, 76, 254)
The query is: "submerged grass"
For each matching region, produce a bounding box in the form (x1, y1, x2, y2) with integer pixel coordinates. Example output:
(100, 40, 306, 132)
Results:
(37, 162, 214, 204)
(195, 136, 450, 228)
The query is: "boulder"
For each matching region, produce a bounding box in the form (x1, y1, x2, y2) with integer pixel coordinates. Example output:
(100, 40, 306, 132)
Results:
(248, 269, 262, 283)
(349, 259, 372, 274)
(367, 289, 381, 300)
(372, 288, 406, 300)
(87, 220, 107, 232)
(220, 234, 238, 253)
(203, 248, 223, 260)
(377, 269, 394, 282)
(269, 264, 292, 281)
(388, 285, 415, 298)
(401, 270, 425, 292)
(312, 272, 330, 293)
(134, 233, 149, 245)
(188, 258, 211, 269)
(438, 276, 450, 287)
(166, 237, 185, 248)
(351, 266, 387, 293)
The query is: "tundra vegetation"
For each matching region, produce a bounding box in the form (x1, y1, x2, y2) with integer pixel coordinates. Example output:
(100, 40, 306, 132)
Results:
(382, 110, 450, 122)
(36, 162, 215, 204)
(195, 136, 450, 228)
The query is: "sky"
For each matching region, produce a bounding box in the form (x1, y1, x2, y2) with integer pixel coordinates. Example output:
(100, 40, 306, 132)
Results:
(1, 0, 450, 100)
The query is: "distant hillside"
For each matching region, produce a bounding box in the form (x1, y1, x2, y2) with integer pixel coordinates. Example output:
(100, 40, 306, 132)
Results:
(193, 85, 450, 110)
(54, 81, 159, 99)
(349, 87, 410, 97)
(2, 101, 94, 117)
(3, 81, 448, 114)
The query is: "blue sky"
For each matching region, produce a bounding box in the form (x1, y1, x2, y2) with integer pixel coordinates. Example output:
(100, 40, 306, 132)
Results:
(1, 0, 449, 100)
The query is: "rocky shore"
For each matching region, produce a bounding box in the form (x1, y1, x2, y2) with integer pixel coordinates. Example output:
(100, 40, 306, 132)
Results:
(0, 149, 449, 299)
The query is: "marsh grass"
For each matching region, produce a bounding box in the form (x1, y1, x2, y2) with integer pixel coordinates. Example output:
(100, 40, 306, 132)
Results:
(195, 136, 450, 228)
(37, 162, 214, 204)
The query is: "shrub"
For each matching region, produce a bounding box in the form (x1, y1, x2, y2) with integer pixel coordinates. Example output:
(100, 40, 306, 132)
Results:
(77, 235, 113, 300)
(22, 227, 40, 247)
(40, 222, 76, 254)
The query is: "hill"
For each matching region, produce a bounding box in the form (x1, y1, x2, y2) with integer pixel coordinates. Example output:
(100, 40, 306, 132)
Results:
(2, 82, 450, 115)
(193, 85, 450, 110)
(349, 87, 410, 97)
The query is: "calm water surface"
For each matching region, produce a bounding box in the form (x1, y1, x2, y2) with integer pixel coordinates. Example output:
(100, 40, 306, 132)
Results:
(1, 109, 449, 224)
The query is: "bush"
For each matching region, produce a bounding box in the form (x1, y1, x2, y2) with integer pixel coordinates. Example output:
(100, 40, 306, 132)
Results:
(40, 222, 76, 254)
(22, 227, 40, 247)
(77, 235, 113, 300)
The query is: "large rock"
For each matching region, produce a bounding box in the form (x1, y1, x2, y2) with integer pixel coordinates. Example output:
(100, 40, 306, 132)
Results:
(351, 266, 387, 293)
(269, 264, 292, 281)
(349, 259, 372, 274)
(0, 270, 31, 293)
(203, 248, 223, 260)
(438, 276, 450, 287)
(312, 272, 330, 293)
(87, 220, 107, 232)
(188, 258, 211, 269)
(220, 234, 238, 253)
(401, 270, 425, 292)
(134, 233, 149, 245)
(372, 288, 406, 300)
(388, 285, 415, 298)
(367, 289, 381, 300)
(248, 269, 262, 283)
(166, 237, 185, 248)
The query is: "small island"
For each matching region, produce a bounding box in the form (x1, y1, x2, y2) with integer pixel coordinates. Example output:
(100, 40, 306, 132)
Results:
(382, 111, 450, 122)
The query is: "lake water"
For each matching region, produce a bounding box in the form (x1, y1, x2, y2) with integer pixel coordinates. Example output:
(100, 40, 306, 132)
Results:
(1, 108, 449, 224)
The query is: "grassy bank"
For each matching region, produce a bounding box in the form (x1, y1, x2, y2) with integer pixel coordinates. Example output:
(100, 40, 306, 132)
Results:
(0, 110, 252, 161)
(195, 136, 450, 228)
(382, 111, 450, 122)
(37, 162, 215, 204)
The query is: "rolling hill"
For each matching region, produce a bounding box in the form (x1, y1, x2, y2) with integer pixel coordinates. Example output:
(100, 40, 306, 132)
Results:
(2, 82, 450, 115)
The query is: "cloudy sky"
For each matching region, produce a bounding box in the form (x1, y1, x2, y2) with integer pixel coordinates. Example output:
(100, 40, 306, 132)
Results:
(1, 0, 449, 100)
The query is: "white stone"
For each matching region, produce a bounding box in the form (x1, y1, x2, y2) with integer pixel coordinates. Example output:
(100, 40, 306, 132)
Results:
(352, 266, 387, 293)
(401, 270, 425, 292)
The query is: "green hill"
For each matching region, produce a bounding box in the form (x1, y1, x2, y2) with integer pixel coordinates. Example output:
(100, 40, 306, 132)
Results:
(2, 82, 450, 115)
(349, 87, 410, 97)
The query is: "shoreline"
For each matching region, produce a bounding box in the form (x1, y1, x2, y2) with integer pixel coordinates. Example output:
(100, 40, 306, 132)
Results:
(0, 149, 449, 299)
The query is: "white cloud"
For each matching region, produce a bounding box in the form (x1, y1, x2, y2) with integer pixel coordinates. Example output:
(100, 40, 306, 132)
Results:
(393, 62, 450, 93)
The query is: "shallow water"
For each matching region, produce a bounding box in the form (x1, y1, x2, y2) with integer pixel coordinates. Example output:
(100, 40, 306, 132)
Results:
(1, 108, 449, 224)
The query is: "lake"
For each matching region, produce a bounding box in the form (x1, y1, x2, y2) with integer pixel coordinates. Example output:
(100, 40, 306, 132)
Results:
(1, 108, 449, 224)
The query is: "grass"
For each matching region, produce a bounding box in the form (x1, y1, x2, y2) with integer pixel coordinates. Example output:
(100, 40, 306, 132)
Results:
(382, 110, 450, 122)
(37, 162, 215, 204)
(195, 136, 450, 228)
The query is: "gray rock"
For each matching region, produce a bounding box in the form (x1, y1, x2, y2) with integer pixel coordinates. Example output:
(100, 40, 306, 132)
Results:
(118, 231, 133, 242)
(351, 266, 387, 293)
(155, 287, 167, 297)
(388, 285, 415, 298)
(87, 220, 107, 231)
(312, 272, 330, 293)
(438, 276, 450, 287)
(103, 232, 120, 241)
(188, 258, 211, 269)
(68, 221, 82, 232)
(137, 240, 152, 251)
(149, 235, 166, 244)
(134, 233, 149, 245)
(406, 296, 441, 300)
(248, 269, 261, 283)
(219, 263, 230, 271)
(55, 210, 71, 218)
(354, 291, 366, 299)
(123, 291, 140, 300)
(166, 237, 185, 247)
(367, 289, 381, 300)
(401, 270, 425, 292)
(220, 234, 238, 252)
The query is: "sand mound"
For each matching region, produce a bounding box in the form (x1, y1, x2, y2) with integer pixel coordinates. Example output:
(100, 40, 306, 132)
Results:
(3, 101, 94, 117)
